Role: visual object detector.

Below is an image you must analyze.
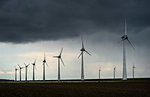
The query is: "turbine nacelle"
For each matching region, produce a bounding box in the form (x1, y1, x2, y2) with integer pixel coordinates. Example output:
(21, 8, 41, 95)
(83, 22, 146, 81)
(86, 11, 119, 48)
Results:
(58, 55, 61, 58)
(32, 59, 36, 66)
(20, 67, 24, 69)
(43, 60, 46, 63)
(24, 63, 30, 68)
(43, 53, 48, 66)
(18, 65, 24, 70)
(53, 55, 61, 59)
(133, 64, 136, 68)
(80, 48, 85, 51)
(53, 48, 65, 66)
(43, 53, 48, 65)
(32, 63, 35, 66)
(121, 35, 128, 40)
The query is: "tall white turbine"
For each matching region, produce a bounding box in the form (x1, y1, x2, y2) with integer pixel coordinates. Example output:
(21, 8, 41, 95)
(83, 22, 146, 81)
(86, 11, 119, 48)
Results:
(78, 37, 91, 81)
(32, 59, 36, 81)
(14, 66, 18, 81)
(24, 63, 30, 81)
(99, 67, 101, 80)
(53, 48, 65, 81)
(114, 66, 116, 79)
(121, 20, 134, 80)
(18, 65, 24, 81)
(43, 53, 48, 81)
(132, 64, 136, 79)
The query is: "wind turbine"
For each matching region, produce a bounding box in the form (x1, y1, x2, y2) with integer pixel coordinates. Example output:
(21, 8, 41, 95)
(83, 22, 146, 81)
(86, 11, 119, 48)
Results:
(114, 66, 116, 79)
(24, 63, 30, 81)
(43, 53, 48, 81)
(132, 64, 136, 79)
(99, 67, 101, 80)
(32, 59, 36, 81)
(121, 19, 134, 80)
(78, 36, 91, 81)
(14, 66, 18, 81)
(53, 48, 65, 81)
(18, 65, 24, 81)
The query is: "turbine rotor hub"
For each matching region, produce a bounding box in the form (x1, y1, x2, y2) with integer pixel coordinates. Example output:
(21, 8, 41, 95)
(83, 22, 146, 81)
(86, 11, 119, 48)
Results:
(121, 35, 128, 40)
(81, 48, 85, 51)
(43, 60, 46, 62)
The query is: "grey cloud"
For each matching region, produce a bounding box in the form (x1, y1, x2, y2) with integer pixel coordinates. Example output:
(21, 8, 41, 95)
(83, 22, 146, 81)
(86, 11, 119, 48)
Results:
(0, 0, 149, 43)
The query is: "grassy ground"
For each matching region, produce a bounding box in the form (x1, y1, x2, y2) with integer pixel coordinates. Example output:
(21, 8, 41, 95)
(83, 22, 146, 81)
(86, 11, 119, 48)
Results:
(0, 79, 149, 97)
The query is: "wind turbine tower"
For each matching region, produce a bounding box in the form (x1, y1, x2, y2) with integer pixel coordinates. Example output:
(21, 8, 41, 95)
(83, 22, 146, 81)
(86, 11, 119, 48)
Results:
(78, 36, 91, 81)
(99, 67, 101, 80)
(53, 48, 65, 81)
(15, 66, 18, 81)
(32, 59, 36, 81)
(24, 63, 30, 81)
(121, 19, 134, 80)
(18, 65, 24, 81)
(133, 64, 136, 79)
(43, 53, 48, 81)
(114, 66, 116, 79)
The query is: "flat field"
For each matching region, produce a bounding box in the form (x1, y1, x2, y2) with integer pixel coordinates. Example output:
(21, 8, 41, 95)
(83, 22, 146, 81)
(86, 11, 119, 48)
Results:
(0, 80, 149, 97)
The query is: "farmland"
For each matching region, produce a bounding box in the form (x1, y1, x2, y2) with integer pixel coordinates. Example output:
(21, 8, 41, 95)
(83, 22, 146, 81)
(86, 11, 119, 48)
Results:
(0, 79, 149, 97)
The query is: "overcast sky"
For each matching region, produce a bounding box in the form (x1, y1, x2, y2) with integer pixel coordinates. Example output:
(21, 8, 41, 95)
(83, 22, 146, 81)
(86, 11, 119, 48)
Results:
(0, 0, 150, 80)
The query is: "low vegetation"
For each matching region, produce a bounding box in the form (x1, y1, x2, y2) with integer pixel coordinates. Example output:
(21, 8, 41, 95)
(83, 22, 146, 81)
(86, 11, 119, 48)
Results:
(0, 79, 149, 97)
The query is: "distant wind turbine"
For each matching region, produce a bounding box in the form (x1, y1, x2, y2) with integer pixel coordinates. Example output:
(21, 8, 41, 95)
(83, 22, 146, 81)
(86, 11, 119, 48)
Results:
(32, 59, 36, 81)
(114, 67, 116, 79)
(53, 48, 65, 81)
(132, 64, 136, 79)
(43, 53, 48, 81)
(14, 66, 18, 81)
(18, 65, 24, 81)
(99, 67, 101, 80)
(24, 63, 30, 81)
(121, 19, 135, 80)
(78, 36, 91, 81)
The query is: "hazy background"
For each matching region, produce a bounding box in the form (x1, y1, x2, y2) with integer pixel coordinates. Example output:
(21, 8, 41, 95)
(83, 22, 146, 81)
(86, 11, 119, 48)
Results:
(0, 0, 150, 80)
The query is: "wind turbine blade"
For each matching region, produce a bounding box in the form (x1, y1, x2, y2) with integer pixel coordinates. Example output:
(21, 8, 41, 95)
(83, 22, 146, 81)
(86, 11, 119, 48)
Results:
(46, 62, 48, 66)
(61, 58, 65, 66)
(81, 36, 84, 48)
(85, 50, 91, 56)
(53, 56, 59, 58)
(59, 48, 63, 56)
(34, 59, 36, 64)
(44, 53, 46, 60)
(78, 52, 82, 58)
(18, 64, 21, 68)
(24, 63, 26, 66)
(127, 39, 135, 49)
(125, 19, 127, 35)
(27, 64, 30, 67)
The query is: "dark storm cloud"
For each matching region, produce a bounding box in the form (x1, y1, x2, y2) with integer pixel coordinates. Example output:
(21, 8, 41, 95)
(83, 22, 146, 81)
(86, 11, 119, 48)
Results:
(0, 0, 150, 43)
